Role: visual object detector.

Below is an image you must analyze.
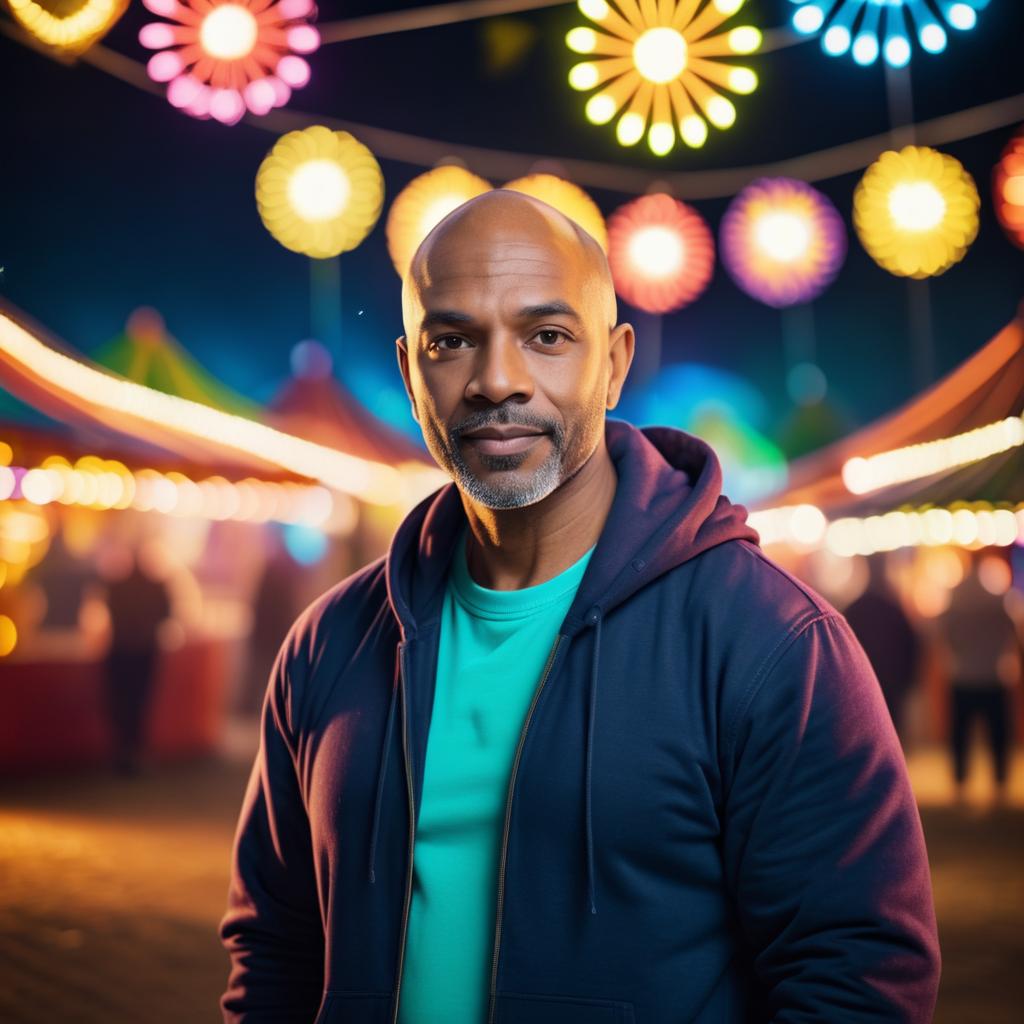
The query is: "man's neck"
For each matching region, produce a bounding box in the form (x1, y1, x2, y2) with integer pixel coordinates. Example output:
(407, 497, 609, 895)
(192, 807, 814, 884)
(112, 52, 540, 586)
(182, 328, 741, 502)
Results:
(460, 441, 617, 591)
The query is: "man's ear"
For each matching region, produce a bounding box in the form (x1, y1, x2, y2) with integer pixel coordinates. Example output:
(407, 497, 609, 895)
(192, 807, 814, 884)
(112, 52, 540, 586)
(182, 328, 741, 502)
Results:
(395, 335, 419, 424)
(606, 322, 636, 411)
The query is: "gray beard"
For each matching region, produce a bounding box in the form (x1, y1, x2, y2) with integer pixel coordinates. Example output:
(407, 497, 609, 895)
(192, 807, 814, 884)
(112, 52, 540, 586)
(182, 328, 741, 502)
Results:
(425, 400, 604, 510)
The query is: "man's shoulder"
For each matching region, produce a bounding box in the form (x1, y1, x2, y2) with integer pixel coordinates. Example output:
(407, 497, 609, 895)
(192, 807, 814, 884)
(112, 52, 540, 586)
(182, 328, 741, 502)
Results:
(272, 555, 392, 716)
(687, 537, 838, 635)
(290, 554, 391, 645)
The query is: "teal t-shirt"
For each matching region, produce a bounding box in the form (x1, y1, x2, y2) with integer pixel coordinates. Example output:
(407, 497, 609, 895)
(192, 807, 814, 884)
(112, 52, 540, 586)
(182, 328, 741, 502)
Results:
(397, 524, 596, 1023)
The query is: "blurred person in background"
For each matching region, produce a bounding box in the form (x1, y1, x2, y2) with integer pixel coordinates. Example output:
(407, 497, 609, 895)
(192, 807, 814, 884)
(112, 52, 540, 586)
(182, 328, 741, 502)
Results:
(237, 527, 303, 717)
(34, 525, 95, 633)
(936, 551, 1021, 805)
(99, 537, 172, 775)
(844, 554, 922, 745)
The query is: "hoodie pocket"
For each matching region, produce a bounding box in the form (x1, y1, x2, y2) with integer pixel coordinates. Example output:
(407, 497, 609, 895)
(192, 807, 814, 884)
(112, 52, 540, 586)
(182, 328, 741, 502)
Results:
(314, 991, 392, 1024)
(496, 992, 635, 1023)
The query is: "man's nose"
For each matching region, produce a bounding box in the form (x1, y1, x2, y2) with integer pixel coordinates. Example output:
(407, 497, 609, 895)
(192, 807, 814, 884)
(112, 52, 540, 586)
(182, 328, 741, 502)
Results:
(464, 334, 534, 405)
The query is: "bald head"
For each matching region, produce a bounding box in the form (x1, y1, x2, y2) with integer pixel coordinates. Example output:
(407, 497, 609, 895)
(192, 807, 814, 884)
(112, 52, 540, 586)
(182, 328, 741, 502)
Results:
(402, 189, 617, 338)
(394, 187, 635, 510)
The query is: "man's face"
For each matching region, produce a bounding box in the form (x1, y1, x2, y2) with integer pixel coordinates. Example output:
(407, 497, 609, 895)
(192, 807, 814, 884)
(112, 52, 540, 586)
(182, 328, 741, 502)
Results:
(397, 204, 621, 510)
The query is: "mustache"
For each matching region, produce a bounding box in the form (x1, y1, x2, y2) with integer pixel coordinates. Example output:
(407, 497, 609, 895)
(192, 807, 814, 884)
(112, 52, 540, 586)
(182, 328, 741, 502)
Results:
(451, 410, 556, 437)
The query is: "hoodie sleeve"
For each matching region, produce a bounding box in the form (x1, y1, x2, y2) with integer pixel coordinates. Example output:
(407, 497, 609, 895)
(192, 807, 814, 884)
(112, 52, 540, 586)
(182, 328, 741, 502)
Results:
(219, 635, 325, 1023)
(722, 611, 940, 1022)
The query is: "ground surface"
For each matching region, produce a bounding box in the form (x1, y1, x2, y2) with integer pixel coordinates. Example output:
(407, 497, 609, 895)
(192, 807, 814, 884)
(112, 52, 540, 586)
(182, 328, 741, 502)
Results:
(1, 740, 1021, 1023)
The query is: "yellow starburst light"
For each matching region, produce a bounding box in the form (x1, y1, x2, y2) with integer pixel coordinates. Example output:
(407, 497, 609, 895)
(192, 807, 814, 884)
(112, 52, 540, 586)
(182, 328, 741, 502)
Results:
(386, 166, 493, 278)
(4, 0, 129, 55)
(854, 145, 980, 279)
(566, 0, 762, 155)
(255, 126, 384, 259)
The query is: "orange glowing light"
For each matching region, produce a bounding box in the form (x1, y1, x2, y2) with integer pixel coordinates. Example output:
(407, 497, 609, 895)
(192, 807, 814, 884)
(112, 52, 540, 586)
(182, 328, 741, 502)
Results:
(607, 193, 714, 312)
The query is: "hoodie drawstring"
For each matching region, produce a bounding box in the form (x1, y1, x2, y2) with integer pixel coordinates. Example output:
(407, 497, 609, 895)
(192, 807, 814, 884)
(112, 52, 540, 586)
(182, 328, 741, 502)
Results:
(585, 608, 602, 916)
(368, 643, 401, 884)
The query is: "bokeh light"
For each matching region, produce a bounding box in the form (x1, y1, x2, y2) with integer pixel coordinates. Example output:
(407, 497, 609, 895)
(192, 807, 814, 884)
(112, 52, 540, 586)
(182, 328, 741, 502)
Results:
(255, 126, 384, 259)
(606, 193, 715, 313)
(4, 0, 129, 54)
(503, 173, 608, 250)
(614, 361, 788, 503)
(566, 0, 762, 155)
(787, 361, 828, 405)
(0, 311, 436, 505)
(747, 503, 828, 548)
(139, 0, 320, 125)
(789, 0, 988, 67)
(854, 145, 979, 278)
(749, 501, 1023, 556)
(281, 523, 329, 564)
(823, 503, 1021, 557)
(0, 503, 51, 587)
(0, 614, 16, 657)
(842, 414, 1024, 494)
(385, 165, 493, 278)
(0, 446, 337, 527)
(993, 130, 1024, 250)
(720, 177, 847, 307)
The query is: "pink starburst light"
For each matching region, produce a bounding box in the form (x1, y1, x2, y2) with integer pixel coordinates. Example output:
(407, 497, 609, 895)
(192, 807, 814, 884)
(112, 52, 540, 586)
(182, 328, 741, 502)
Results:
(607, 194, 715, 314)
(140, 0, 320, 126)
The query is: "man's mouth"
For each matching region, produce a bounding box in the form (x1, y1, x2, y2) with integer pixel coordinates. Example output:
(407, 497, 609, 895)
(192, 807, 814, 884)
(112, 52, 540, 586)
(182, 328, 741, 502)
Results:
(462, 427, 548, 455)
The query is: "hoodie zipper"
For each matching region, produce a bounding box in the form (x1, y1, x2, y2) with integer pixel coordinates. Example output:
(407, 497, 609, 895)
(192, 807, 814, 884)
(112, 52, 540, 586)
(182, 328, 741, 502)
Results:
(486, 633, 564, 1024)
(391, 642, 415, 1024)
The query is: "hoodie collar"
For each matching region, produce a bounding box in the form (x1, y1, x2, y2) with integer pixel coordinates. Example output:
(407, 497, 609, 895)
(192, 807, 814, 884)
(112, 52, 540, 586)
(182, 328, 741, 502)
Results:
(385, 418, 758, 641)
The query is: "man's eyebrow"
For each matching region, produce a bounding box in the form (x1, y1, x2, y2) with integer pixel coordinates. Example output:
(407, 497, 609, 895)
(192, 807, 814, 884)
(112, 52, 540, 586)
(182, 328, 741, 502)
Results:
(419, 309, 475, 332)
(419, 302, 582, 333)
(518, 301, 582, 322)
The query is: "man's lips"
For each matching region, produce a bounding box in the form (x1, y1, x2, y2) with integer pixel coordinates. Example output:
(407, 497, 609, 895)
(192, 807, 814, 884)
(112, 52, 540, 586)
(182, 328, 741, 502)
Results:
(461, 428, 548, 455)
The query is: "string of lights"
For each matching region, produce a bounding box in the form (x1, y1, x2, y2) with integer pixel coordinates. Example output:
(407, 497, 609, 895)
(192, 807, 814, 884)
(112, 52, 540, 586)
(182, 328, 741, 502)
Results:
(316, 0, 801, 50)
(841, 414, 1024, 495)
(749, 500, 1023, 555)
(0, 451, 342, 529)
(0, 311, 446, 506)
(4, 19, 1015, 199)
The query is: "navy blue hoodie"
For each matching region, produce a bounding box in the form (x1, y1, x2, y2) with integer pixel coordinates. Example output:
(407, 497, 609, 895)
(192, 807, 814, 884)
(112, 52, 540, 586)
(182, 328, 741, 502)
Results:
(220, 418, 940, 1024)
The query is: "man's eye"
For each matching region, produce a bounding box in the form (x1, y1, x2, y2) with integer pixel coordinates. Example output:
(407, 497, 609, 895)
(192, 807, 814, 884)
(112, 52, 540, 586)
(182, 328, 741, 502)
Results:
(535, 330, 567, 347)
(433, 336, 468, 351)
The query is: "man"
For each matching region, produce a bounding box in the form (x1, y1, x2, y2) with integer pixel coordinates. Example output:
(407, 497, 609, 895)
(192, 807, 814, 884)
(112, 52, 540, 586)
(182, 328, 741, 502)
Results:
(220, 191, 940, 1023)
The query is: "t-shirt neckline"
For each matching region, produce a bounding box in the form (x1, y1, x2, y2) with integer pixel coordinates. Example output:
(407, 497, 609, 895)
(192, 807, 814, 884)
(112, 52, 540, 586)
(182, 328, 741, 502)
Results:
(450, 522, 596, 620)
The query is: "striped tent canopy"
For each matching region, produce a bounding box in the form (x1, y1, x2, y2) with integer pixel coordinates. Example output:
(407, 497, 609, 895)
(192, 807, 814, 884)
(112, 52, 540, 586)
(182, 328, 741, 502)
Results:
(267, 359, 433, 468)
(755, 310, 1024, 517)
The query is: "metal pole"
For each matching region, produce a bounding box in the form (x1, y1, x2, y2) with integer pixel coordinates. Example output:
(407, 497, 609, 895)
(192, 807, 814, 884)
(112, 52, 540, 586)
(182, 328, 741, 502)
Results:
(884, 62, 935, 389)
(630, 310, 662, 390)
(780, 302, 817, 374)
(309, 255, 343, 352)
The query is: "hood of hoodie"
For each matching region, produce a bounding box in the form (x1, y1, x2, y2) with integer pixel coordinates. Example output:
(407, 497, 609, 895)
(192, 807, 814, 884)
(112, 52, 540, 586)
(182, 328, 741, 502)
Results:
(385, 417, 759, 641)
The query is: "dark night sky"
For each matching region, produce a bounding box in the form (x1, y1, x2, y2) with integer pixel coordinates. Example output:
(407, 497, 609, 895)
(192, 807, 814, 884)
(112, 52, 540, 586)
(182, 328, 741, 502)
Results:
(1, 0, 1022, 451)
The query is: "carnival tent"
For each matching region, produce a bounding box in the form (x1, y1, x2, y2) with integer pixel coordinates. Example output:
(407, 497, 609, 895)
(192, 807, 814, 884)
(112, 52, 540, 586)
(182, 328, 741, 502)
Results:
(91, 307, 263, 421)
(756, 309, 1024, 518)
(267, 358, 433, 467)
(0, 301, 443, 499)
